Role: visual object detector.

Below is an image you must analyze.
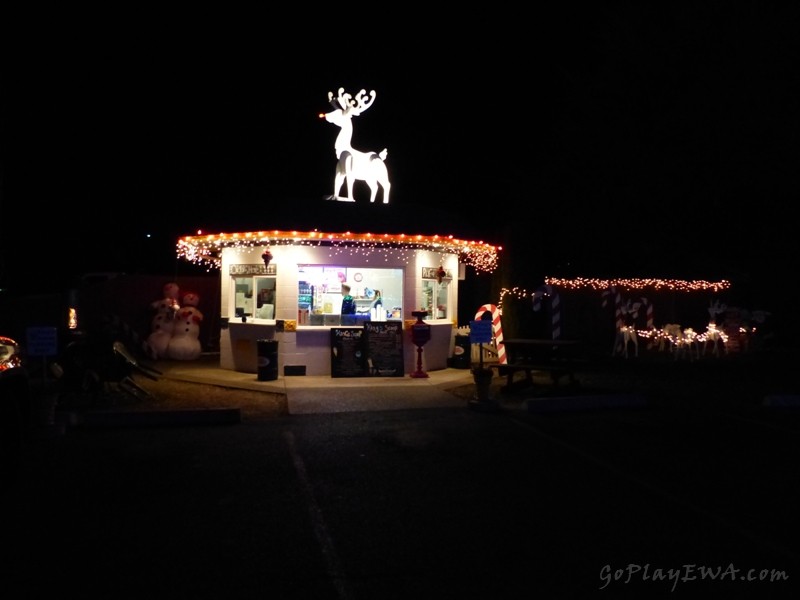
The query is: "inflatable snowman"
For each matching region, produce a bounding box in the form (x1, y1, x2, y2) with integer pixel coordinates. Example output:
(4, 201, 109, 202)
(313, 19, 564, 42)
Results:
(167, 291, 203, 360)
(145, 282, 180, 359)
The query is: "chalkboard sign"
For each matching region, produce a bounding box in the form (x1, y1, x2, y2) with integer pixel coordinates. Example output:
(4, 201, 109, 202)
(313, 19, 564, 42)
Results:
(330, 328, 368, 378)
(364, 321, 404, 377)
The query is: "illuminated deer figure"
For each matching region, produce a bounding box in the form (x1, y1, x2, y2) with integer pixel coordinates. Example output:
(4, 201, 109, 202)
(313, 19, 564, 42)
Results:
(675, 327, 700, 361)
(320, 88, 391, 204)
(703, 299, 728, 357)
(613, 298, 641, 358)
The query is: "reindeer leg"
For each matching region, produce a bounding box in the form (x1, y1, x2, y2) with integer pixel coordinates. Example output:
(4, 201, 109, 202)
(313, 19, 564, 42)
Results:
(334, 156, 349, 200)
(372, 160, 390, 203)
(335, 154, 355, 201)
(382, 181, 390, 204)
(343, 174, 355, 202)
(333, 172, 345, 200)
(368, 180, 377, 203)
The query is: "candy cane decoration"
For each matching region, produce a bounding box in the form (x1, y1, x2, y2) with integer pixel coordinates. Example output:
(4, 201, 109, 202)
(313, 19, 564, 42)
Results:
(532, 284, 561, 339)
(601, 286, 623, 331)
(639, 296, 656, 349)
(474, 304, 506, 364)
(640, 297, 654, 329)
(602, 286, 625, 356)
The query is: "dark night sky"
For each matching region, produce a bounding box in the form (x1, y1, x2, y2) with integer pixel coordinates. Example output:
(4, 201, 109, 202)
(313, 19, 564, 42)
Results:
(3, 7, 799, 310)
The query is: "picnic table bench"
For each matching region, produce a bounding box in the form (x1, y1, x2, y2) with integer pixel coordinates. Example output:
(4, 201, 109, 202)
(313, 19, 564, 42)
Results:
(490, 338, 589, 393)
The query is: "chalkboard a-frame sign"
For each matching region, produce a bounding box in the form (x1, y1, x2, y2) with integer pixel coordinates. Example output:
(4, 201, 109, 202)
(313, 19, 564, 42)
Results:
(330, 328, 368, 377)
(364, 321, 404, 376)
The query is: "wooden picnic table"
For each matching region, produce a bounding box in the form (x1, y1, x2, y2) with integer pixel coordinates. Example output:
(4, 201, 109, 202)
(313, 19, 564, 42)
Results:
(492, 338, 588, 393)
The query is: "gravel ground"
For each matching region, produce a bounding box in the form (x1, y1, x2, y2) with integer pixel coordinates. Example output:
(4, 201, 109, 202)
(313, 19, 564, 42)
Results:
(50, 345, 799, 423)
(45, 374, 287, 422)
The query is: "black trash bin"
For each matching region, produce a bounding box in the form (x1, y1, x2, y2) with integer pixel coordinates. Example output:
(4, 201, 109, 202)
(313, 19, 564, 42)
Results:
(256, 339, 279, 381)
(448, 334, 471, 369)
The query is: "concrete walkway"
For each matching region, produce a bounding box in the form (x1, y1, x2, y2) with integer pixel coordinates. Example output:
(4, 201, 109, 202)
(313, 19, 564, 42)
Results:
(153, 353, 477, 414)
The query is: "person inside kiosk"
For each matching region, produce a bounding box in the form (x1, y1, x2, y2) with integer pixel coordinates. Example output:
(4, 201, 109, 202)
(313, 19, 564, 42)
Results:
(341, 284, 356, 325)
(372, 289, 383, 310)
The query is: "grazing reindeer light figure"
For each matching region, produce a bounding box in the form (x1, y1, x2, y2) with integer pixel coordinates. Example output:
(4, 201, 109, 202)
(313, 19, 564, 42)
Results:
(613, 298, 641, 358)
(659, 323, 683, 354)
(320, 88, 391, 204)
(675, 327, 700, 361)
(702, 299, 728, 357)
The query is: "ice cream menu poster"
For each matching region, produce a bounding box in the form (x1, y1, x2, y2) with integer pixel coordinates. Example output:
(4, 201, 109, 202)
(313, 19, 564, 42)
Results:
(330, 328, 368, 377)
(364, 321, 404, 377)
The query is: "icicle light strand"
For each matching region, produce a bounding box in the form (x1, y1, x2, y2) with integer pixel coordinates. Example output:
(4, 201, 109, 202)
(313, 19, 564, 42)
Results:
(498, 277, 731, 311)
(177, 229, 501, 273)
(544, 276, 730, 293)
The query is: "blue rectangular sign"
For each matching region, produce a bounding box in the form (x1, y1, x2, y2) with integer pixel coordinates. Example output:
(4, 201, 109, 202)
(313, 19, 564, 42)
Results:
(469, 320, 493, 344)
(26, 326, 58, 357)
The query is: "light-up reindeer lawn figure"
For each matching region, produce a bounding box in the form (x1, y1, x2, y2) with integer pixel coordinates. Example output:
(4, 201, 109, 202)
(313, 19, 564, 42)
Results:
(614, 298, 641, 358)
(602, 286, 641, 359)
(702, 299, 728, 357)
(320, 88, 391, 204)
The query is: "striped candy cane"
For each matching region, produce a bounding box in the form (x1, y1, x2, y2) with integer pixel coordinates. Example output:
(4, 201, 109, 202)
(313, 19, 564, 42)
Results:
(533, 284, 561, 339)
(640, 297, 654, 329)
(639, 296, 656, 349)
(474, 304, 506, 364)
(602, 286, 624, 355)
(601, 286, 623, 331)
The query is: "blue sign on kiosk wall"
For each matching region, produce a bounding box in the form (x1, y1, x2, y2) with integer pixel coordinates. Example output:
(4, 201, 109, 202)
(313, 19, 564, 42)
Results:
(26, 326, 58, 357)
(469, 320, 493, 344)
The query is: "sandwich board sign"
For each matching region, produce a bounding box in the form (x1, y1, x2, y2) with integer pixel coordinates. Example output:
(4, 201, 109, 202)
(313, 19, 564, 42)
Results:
(26, 326, 58, 357)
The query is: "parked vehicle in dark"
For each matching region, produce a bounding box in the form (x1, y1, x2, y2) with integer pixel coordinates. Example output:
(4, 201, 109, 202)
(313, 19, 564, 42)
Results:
(0, 336, 23, 371)
(51, 337, 161, 406)
(1, 336, 29, 481)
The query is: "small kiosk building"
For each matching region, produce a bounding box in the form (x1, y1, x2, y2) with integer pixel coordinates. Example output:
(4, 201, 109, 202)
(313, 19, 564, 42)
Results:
(177, 229, 499, 377)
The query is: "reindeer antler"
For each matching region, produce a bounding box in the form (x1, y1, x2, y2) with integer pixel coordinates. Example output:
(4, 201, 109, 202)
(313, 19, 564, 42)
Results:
(708, 299, 727, 316)
(328, 91, 340, 110)
(328, 88, 376, 116)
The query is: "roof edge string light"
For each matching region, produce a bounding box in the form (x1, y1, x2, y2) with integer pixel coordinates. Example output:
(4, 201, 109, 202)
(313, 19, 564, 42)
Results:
(177, 229, 501, 273)
(498, 277, 731, 310)
(544, 276, 730, 293)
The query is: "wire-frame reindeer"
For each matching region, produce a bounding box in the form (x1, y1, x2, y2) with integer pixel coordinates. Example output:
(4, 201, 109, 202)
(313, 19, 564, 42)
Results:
(320, 88, 391, 204)
(702, 299, 728, 357)
(602, 287, 641, 358)
(614, 298, 642, 358)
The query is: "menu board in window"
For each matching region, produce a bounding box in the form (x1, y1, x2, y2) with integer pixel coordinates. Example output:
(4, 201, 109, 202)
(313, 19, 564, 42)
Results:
(364, 321, 404, 377)
(330, 328, 368, 378)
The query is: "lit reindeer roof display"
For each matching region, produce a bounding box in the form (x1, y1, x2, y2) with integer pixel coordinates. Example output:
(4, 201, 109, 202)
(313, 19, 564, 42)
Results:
(320, 88, 391, 204)
(175, 87, 500, 273)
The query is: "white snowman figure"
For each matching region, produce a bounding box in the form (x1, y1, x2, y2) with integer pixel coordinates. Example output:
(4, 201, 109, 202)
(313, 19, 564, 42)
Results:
(145, 282, 180, 359)
(167, 291, 203, 360)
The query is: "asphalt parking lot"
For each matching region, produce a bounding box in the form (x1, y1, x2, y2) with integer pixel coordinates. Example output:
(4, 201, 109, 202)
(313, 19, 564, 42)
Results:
(5, 349, 800, 599)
